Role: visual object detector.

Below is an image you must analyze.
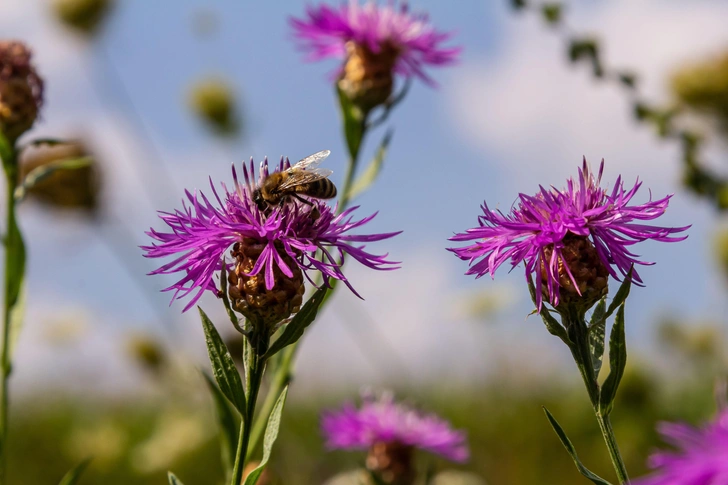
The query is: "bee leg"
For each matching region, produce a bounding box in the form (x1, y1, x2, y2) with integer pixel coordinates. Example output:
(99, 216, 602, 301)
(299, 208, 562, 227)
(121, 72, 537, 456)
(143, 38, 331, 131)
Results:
(291, 194, 313, 206)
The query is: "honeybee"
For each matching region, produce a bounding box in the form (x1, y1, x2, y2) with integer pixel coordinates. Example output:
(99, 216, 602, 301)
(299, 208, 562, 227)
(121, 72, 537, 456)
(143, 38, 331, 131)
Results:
(252, 149, 337, 211)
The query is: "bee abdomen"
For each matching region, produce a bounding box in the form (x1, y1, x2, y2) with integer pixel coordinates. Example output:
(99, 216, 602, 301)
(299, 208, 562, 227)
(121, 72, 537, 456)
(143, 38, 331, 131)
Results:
(304, 179, 337, 199)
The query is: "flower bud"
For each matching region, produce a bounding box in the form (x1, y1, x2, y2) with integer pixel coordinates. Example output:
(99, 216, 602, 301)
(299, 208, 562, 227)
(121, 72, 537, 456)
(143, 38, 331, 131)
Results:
(0, 41, 43, 142)
(541, 234, 609, 313)
(52, 0, 114, 36)
(227, 238, 305, 327)
(338, 41, 399, 113)
(188, 78, 240, 136)
(19, 141, 100, 211)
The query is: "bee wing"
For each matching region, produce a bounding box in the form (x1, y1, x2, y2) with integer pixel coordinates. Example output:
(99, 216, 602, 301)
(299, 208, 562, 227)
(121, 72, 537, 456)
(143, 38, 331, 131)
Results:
(290, 149, 331, 171)
(277, 167, 334, 190)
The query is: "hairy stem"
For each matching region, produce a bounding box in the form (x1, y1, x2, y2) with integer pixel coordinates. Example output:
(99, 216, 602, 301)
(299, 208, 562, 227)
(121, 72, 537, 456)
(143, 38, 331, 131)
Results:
(565, 312, 630, 484)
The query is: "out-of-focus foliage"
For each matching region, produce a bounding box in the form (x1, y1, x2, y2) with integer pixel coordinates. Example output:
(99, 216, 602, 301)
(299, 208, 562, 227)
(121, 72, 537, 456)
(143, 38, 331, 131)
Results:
(672, 51, 728, 134)
(52, 0, 114, 36)
(18, 141, 100, 212)
(188, 78, 241, 137)
(715, 227, 728, 281)
(512, 0, 728, 211)
(7, 345, 723, 485)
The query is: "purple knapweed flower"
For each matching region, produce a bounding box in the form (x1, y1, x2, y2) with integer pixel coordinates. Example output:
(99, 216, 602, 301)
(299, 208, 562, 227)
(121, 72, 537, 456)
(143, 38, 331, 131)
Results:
(448, 159, 689, 309)
(142, 155, 400, 314)
(633, 409, 728, 485)
(291, 1, 460, 111)
(290, 1, 460, 84)
(321, 391, 469, 463)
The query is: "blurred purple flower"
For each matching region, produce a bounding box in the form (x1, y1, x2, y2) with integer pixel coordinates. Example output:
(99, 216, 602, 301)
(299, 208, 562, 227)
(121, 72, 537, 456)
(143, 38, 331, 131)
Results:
(321, 391, 469, 463)
(634, 409, 728, 485)
(289, 1, 460, 85)
(142, 156, 400, 312)
(448, 159, 689, 308)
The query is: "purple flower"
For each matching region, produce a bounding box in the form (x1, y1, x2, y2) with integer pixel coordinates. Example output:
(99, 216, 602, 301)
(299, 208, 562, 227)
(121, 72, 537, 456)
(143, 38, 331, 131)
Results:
(142, 155, 400, 312)
(633, 409, 728, 485)
(321, 391, 469, 463)
(290, 1, 460, 85)
(448, 159, 689, 309)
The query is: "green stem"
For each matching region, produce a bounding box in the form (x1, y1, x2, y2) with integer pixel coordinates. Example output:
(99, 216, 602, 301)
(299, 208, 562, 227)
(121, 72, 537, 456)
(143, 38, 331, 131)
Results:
(565, 313, 630, 484)
(0, 144, 20, 485)
(231, 329, 267, 485)
(246, 116, 368, 457)
(337, 118, 366, 212)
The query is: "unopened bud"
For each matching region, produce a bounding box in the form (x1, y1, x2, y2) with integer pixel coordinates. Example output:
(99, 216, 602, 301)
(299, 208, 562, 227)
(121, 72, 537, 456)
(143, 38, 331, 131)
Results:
(188, 78, 240, 136)
(52, 0, 114, 36)
(0, 41, 43, 142)
(19, 141, 100, 211)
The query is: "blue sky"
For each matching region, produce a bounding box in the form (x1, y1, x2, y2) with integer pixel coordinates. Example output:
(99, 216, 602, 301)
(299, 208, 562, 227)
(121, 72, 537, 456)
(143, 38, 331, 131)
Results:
(2, 0, 728, 394)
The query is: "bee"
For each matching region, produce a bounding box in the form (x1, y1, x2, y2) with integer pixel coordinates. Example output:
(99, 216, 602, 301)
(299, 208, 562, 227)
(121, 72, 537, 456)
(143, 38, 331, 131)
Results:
(252, 150, 337, 211)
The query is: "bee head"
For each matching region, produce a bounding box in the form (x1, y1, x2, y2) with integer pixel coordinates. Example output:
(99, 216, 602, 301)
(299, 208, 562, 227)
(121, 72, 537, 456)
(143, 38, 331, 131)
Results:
(252, 188, 267, 212)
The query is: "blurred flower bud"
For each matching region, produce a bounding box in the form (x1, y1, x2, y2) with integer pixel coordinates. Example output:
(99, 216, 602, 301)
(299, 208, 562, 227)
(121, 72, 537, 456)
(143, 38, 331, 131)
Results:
(672, 50, 728, 134)
(188, 77, 240, 137)
(715, 227, 728, 280)
(52, 0, 114, 36)
(126, 333, 166, 374)
(0, 41, 43, 143)
(19, 141, 100, 211)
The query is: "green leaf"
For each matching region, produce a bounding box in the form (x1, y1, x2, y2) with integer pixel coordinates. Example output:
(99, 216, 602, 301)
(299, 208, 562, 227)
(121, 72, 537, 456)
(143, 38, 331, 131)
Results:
(198, 307, 247, 414)
(599, 304, 627, 416)
(0, 132, 11, 165)
(347, 129, 393, 201)
(588, 298, 607, 378)
(243, 385, 289, 485)
(4, 197, 25, 340)
(605, 269, 633, 320)
(24, 137, 69, 148)
(527, 277, 569, 345)
(58, 458, 92, 485)
(201, 371, 238, 474)
(262, 288, 328, 360)
(336, 85, 365, 161)
(543, 408, 613, 485)
(167, 472, 184, 485)
(15, 156, 94, 203)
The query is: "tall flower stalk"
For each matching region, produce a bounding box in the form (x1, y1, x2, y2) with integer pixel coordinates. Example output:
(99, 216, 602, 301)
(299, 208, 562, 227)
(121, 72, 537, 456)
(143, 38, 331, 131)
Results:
(143, 154, 400, 484)
(0, 40, 43, 484)
(242, 2, 462, 459)
(449, 159, 689, 484)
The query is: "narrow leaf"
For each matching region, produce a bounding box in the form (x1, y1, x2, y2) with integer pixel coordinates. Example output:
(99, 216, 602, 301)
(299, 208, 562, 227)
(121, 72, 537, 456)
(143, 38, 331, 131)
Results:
(15, 156, 93, 203)
(24, 137, 68, 148)
(7, 279, 26, 362)
(198, 307, 247, 414)
(336, 85, 365, 161)
(0, 132, 11, 165)
(58, 458, 92, 485)
(347, 129, 393, 201)
(588, 298, 607, 378)
(543, 407, 613, 485)
(262, 288, 328, 360)
(599, 304, 627, 416)
(605, 269, 633, 319)
(201, 371, 238, 473)
(527, 277, 569, 344)
(167, 472, 184, 485)
(243, 386, 289, 485)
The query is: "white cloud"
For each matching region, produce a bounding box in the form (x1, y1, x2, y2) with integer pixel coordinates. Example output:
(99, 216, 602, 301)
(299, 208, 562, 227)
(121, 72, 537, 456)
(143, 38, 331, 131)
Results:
(447, 0, 728, 191)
